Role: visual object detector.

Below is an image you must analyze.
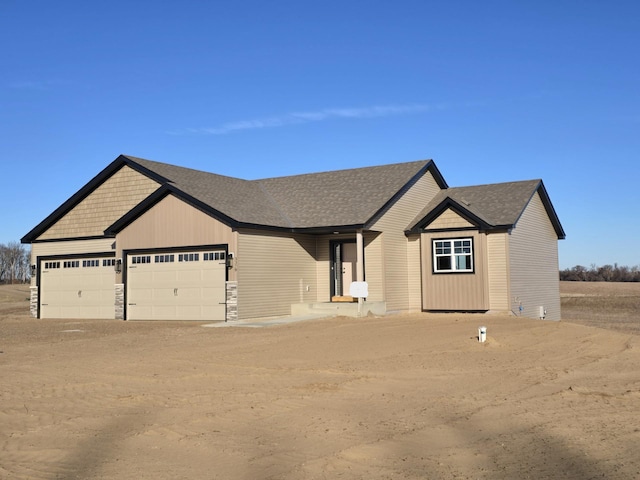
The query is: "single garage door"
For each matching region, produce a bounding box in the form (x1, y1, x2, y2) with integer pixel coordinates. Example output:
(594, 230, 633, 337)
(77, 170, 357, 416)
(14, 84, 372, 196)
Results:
(39, 257, 116, 319)
(126, 249, 227, 321)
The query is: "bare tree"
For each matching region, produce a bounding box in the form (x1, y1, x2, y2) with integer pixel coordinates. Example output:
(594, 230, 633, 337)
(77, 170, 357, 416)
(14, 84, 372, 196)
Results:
(0, 241, 30, 284)
(560, 263, 640, 282)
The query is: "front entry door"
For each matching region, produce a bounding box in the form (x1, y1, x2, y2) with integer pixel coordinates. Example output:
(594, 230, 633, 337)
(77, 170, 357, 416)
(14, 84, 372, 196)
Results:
(341, 243, 357, 294)
(331, 241, 359, 297)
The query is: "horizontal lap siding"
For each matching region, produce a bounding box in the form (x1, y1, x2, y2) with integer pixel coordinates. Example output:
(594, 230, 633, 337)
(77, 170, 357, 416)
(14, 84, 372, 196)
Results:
(38, 166, 159, 240)
(237, 230, 317, 320)
(363, 232, 384, 302)
(508, 192, 561, 320)
(31, 239, 117, 290)
(32, 238, 115, 259)
(315, 235, 331, 302)
(370, 173, 441, 312)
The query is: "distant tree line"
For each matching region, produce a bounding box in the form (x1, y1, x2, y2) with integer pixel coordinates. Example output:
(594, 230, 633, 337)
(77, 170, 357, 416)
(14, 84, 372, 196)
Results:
(0, 241, 30, 284)
(560, 264, 640, 282)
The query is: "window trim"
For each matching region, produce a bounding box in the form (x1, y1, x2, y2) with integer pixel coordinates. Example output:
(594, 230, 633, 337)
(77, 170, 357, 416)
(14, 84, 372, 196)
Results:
(432, 237, 475, 274)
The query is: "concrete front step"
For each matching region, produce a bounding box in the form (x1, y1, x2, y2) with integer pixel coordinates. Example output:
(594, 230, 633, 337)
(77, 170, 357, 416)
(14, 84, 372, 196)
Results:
(291, 301, 386, 317)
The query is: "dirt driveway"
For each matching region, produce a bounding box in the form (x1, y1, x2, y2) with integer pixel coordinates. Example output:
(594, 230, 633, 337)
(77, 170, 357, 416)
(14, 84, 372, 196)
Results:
(1, 307, 639, 479)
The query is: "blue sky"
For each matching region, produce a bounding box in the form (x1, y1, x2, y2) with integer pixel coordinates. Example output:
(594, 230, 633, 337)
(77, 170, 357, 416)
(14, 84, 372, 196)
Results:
(1, 1, 638, 269)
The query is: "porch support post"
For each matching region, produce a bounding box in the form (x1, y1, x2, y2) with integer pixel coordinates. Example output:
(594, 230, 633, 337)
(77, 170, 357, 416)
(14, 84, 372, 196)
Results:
(356, 229, 364, 282)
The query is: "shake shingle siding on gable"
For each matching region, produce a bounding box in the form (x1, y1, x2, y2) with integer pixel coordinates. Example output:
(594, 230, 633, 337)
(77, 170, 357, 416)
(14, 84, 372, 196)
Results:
(23, 154, 564, 322)
(35, 165, 160, 241)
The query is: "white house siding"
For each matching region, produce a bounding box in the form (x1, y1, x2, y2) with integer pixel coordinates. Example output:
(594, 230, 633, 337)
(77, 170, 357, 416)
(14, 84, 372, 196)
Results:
(236, 230, 317, 319)
(428, 208, 474, 229)
(370, 172, 441, 312)
(508, 192, 561, 321)
(37, 166, 159, 241)
(486, 232, 510, 312)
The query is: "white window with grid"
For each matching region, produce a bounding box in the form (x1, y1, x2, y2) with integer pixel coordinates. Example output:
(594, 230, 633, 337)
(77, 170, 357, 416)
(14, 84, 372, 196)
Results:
(433, 238, 473, 273)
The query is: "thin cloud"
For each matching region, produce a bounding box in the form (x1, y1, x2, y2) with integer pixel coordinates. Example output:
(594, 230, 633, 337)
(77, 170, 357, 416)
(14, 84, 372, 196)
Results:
(170, 104, 436, 135)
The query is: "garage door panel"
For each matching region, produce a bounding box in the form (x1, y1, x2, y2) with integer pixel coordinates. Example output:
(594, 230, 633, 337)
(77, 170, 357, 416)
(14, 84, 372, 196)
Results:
(127, 250, 227, 321)
(39, 257, 115, 319)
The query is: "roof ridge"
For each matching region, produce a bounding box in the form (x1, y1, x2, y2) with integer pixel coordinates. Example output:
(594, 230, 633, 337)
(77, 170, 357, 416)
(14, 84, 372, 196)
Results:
(256, 159, 431, 182)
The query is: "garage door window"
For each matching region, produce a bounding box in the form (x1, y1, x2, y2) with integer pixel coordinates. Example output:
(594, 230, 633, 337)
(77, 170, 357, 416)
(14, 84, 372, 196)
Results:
(204, 252, 225, 261)
(155, 254, 175, 263)
(132, 255, 151, 264)
(178, 253, 199, 262)
(64, 260, 79, 268)
(83, 259, 100, 267)
(45, 261, 60, 269)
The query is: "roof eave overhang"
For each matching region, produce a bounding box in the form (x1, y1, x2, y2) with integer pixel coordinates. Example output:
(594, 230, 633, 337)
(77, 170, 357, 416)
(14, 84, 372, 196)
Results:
(21, 154, 173, 244)
(537, 181, 566, 240)
(404, 198, 493, 235)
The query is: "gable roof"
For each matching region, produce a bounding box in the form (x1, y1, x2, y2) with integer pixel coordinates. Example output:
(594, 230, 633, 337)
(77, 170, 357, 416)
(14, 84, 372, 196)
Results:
(23, 154, 448, 242)
(124, 155, 447, 232)
(406, 179, 565, 239)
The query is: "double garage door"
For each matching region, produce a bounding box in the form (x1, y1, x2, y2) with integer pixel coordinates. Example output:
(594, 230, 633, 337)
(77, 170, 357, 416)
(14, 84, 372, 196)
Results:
(39, 256, 116, 319)
(126, 249, 227, 321)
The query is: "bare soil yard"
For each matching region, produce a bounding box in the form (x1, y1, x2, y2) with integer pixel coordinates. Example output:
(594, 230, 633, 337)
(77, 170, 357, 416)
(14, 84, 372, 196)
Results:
(1, 283, 639, 479)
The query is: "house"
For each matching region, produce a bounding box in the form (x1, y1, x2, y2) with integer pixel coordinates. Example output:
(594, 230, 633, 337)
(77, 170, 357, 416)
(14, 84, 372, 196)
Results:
(22, 155, 565, 322)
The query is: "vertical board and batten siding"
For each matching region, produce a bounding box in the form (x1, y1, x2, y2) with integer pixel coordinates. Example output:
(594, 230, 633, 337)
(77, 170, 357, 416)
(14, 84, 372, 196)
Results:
(116, 195, 237, 273)
(406, 234, 422, 310)
(370, 172, 441, 312)
(486, 232, 511, 312)
(236, 230, 317, 319)
(37, 166, 159, 241)
(508, 191, 561, 321)
(421, 231, 489, 310)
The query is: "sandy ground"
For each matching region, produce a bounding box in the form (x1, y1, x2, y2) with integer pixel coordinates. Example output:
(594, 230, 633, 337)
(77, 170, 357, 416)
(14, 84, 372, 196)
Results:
(1, 286, 639, 479)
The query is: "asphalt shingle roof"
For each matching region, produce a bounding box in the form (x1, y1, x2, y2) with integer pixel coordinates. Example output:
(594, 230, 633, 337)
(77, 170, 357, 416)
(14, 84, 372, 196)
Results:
(406, 179, 564, 235)
(125, 155, 435, 229)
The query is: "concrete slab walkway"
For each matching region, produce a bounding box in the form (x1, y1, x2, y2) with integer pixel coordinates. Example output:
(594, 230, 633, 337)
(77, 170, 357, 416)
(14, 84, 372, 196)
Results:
(202, 313, 334, 328)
